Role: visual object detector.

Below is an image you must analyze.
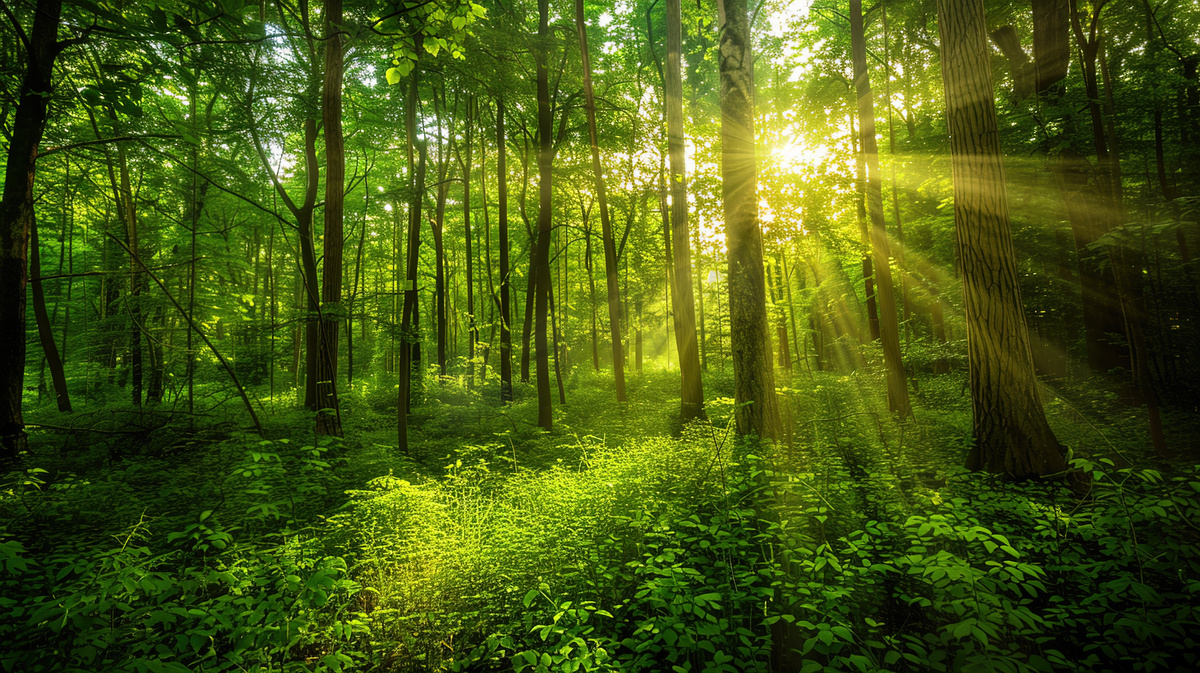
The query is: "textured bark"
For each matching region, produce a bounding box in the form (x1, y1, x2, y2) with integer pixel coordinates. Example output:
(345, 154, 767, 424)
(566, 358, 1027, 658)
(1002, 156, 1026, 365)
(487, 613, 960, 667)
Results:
(851, 0, 911, 417)
(1, 0, 63, 458)
(576, 0, 627, 402)
(938, 0, 1068, 478)
(315, 0, 345, 436)
(497, 98, 513, 403)
(719, 0, 780, 440)
(534, 0, 554, 429)
(666, 0, 703, 420)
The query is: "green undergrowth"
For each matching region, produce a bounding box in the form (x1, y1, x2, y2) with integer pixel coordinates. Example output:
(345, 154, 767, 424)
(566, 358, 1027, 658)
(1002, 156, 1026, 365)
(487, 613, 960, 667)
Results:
(2, 369, 1198, 671)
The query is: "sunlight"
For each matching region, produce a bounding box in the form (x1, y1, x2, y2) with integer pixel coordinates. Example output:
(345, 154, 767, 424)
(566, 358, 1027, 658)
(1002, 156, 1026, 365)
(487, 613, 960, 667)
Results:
(771, 137, 829, 173)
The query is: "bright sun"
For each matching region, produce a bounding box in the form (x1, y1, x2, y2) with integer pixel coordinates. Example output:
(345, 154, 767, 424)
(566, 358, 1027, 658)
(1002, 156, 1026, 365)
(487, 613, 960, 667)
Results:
(771, 139, 829, 172)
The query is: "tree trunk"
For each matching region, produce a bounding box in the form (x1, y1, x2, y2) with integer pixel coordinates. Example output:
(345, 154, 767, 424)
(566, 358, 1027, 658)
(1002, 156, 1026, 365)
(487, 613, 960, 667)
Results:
(719, 0, 781, 440)
(432, 95, 451, 379)
(666, 0, 703, 419)
(2, 0, 65, 457)
(586, 211, 599, 370)
(299, 119, 321, 411)
(30, 219, 71, 412)
(534, 0, 555, 430)
(851, 0, 911, 417)
(850, 112, 880, 342)
(464, 98, 477, 387)
(520, 137, 535, 386)
(315, 0, 345, 437)
(115, 142, 144, 407)
(577, 0, 627, 402)
(398, 64, 427, 453)
(347, 169, 369, 386)
(937, 0, 1069, 479)
(660, 166, 678, 370)
(497, 97, 514, 404)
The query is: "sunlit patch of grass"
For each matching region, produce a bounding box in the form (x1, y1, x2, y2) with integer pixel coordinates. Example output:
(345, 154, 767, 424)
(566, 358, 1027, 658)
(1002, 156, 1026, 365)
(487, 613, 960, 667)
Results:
(332, 430, 717, 670)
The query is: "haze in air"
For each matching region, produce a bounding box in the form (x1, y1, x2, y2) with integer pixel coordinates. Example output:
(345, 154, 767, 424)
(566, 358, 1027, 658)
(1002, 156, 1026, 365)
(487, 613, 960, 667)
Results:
(1, 0, 1198, 670)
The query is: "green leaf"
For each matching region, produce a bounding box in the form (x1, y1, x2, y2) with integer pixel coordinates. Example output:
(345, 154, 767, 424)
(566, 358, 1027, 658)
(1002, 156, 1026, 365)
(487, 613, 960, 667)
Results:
(523, 589, 540, 608)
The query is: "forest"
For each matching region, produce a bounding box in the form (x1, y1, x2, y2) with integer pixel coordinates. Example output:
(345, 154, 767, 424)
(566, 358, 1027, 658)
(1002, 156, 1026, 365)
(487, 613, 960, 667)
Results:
(1, 0, 1199, 670)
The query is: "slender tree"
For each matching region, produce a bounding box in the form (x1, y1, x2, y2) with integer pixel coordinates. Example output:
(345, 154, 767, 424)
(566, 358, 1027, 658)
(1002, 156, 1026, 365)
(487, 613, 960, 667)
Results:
(850, 0, 910, 417)
(533, 0, 555, 429)
(30, 218, 71, 412)
(399, 61, 427, 452)
(665, 0, 703, 419)
(497, 97, 514, 403)
(719, 0, 781, 439)
(315, 0, 345, 436)
(576, 0, 627, 402)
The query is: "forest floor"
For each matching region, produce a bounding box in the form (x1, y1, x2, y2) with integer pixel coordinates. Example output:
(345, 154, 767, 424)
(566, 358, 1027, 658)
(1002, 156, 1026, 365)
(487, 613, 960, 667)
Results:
(2, 364, 1199, 672)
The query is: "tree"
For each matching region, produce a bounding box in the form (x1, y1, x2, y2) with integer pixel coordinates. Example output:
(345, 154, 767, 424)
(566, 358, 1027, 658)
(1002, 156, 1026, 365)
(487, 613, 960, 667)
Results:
(936, 0, 1069, 478)
(497, 96, 514, 403)
(1, 0, 66, 459)
(315, 0, 345, 437)
(29, 217, 71, 412)
(718, 0, 780, 440)
(398, 62, 427, 453)
(576, 0, 627, 404)
(849, 0, 910, 418)
(665, 0, 703, 420)
(533, 0, 555, 430)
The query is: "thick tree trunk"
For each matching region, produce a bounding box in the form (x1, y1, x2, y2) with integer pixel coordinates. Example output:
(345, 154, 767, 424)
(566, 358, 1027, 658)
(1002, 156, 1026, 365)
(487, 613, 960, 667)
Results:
(534, 0, 555, 430)
(1, 0, 63, 457)
(497, 98, 513, 404)
(577, 0, 627, 402)
(315, 0, 345, 436)
(666, 0, 703, 420)
(938, 0, 1068, 479)
(850, 0, 911, 417)
(719, 0, 780, 440)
